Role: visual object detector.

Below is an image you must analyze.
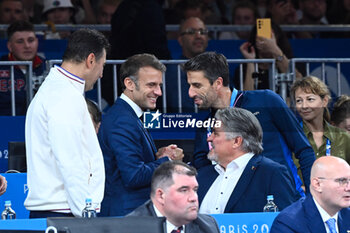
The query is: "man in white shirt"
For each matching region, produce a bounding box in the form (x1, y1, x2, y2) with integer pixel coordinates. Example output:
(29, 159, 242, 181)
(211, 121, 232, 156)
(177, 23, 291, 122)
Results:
(197, 107, 300, 214)
(271, 156, 350, 233)
(128, 161, 220, 233)
(25, 29, 110, 218)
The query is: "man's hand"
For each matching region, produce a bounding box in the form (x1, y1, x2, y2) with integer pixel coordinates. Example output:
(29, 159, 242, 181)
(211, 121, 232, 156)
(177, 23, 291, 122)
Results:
(156, 144, 184, 161)
(0, 175, 7, 196)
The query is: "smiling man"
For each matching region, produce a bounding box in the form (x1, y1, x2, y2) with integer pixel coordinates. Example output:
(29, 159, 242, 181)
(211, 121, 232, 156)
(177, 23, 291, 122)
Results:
(129, 161, 220, 233)
(25, 29, 110, 218)
(98, 53, 184, 217)
(271, 156, 350, 233)
(0, 20, 45, 115)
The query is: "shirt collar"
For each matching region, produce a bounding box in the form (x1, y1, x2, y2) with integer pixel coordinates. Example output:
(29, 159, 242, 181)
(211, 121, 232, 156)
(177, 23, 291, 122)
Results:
(313, 197, 339, 224)
(120, 93, 143, 118)
(54, 65, 85, 94)
(153, 204, 184, 233)
(215, 152, 255, 174)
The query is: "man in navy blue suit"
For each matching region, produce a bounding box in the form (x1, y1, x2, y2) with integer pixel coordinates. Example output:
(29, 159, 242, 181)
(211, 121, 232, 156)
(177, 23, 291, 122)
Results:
(183, 52, 315, 196)
(271, 156, 350, 233)
(98, 54, 184, 216)
(197, 107, 300, 214)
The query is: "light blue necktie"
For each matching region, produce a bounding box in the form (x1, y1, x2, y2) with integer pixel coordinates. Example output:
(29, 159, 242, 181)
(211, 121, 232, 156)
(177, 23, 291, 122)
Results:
(326, 218, 337, 233)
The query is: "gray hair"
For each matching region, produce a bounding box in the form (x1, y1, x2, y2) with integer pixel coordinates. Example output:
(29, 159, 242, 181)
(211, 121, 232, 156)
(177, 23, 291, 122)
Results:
(150, 161, 197, 197)
(215, 107, 263, 154)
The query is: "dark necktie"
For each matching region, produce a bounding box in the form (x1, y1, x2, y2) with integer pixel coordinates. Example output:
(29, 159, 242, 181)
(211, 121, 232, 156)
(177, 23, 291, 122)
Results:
(171, 226, 183, 233)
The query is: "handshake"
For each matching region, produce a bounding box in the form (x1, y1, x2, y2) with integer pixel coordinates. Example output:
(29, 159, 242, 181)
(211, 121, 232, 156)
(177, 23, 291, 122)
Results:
(156, 144, 184, 161)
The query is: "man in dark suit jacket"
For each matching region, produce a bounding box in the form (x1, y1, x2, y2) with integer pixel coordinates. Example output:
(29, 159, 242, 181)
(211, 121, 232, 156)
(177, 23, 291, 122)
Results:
(98, 54, 183, 217)
(270, 156, 350, 233)
(129, 161, 220, 233)
(183, 52, 315, 196)
(197, 107, 300, 214)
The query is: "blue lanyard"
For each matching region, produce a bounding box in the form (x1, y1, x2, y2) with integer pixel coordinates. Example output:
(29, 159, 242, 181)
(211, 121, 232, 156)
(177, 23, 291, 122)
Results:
(207, 89, 240, 150)
(300, 121, 331, 156)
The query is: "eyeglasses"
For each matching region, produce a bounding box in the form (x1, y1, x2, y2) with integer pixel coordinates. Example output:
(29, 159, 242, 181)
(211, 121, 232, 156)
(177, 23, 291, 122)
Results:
(180, 28, 209, 36)
(318, 177, 350, 187)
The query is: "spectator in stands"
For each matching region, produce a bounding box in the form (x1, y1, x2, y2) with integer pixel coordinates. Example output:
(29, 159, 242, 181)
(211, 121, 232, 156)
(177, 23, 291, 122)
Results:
(291, 76, 350, 164)
(298, 0, 328, 38)
(184, 52, 315, 195)
(25, 29, 109, 218)
(0, 20, 46, 116)
(86, 98, 102, 134)
(0, 0, 25, 24)
(98, 53, 184, 217)
(331, 95, 350, 133)
(71, 0, 96, 24)
(0, 175, 7, 196)
(237, 23, 302, 90)
(173, 0, 205, 24)
(266, 0, 311, 38)
(197, 107, 300, 213)
(42, 0, 75, 39)
(165, 16, 208, 112)
(129, 161, 220, 233)
(270, 156, 350, 233)
(219, 1, 258, 40)
(96, 0, 121, 25)
(22, 0, 43, 24)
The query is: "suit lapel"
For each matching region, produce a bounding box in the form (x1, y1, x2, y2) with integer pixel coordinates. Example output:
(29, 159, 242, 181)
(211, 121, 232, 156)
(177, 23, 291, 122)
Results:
(303, 195, 327, 233)
(224, 155, 261, 212)
(137, 119, 157, 155)
(185, 223, 200, 233)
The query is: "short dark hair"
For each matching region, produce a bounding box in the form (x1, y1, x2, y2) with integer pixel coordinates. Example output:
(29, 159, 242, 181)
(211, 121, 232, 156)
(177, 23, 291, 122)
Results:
(120, 53, 166, 90)
(62, 29, 110, 63)
(150, 161, 197, 197)
(331, 95, 350, 126)
(86, 98, 102, 125)
(7, 20, 34, 40)
(182, 51, 230, 87)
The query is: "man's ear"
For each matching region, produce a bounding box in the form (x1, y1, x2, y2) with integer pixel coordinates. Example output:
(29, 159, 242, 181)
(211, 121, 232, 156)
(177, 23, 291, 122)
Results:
(154, 188, 166, 205)
(214, 77, 224, 90)
(86, 53, 95, 69)
(7, 42, 12, 53)
(124, 77, 135, 91)
(311, 178, 322, 193)
(232, 136, 243, 149)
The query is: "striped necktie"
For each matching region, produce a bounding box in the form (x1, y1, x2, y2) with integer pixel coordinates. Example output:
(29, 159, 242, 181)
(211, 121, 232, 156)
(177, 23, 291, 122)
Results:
(326, 218, 337, 233)
(171, 226, 183, 233)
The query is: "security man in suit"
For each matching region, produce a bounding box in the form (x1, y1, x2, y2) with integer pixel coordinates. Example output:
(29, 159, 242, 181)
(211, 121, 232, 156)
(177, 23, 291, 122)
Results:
(271, 156, 350, 233)
(129, 160, 220, 233)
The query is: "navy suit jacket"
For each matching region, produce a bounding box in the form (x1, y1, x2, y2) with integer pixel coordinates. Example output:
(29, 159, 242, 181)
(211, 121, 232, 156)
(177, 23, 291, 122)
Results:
(270, 194, 350, 233)
(98, 98, 168, 216)
(128, 200, 220, 233)
(197, 154, 301, 213)
(193, 90, 315, 194)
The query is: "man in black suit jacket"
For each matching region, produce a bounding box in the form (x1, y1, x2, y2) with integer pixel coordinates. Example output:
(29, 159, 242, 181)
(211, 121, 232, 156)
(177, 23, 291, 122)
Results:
(129, 161, 220, 233)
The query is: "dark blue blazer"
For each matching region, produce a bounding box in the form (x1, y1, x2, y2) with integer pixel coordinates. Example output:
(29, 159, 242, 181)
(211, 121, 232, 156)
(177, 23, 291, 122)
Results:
(270, 194, 350, 233)
(98, 97, 168, 216)
(193, 90, 315, 194)
(197, 154, 301, 213)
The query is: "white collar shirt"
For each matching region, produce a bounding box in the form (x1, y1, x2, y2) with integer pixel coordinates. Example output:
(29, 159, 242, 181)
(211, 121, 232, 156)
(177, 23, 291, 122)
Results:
(153, 204, 185, 233)
(199, 152, 255, 214)
(120, 93, 143, 118)
(314, 197, 339, 233)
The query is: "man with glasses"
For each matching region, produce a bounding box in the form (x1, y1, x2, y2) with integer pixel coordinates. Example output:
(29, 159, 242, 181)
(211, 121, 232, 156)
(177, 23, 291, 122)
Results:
(271, 156, 350, 233)
(166, 17, 209, 112)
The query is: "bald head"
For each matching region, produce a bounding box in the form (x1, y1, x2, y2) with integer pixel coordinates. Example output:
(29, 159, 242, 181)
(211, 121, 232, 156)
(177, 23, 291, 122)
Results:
(310, 156, 350, 216)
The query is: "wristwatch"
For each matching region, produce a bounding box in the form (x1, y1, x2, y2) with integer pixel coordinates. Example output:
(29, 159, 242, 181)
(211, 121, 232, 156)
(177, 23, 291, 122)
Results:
(276, 54, 284, 62)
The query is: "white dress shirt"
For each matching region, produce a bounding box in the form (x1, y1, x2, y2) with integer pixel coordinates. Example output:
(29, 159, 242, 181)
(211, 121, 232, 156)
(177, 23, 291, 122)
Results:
(120, 93, 143, 118)
(199, 152, 255, 214)
(24, 65, 105, 217)
(153, 204, 185, 233)
(314, 197, 339, 233)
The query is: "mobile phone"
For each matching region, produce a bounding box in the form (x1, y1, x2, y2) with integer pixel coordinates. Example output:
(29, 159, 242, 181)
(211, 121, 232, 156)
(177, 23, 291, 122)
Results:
(256, 18, 271, 39)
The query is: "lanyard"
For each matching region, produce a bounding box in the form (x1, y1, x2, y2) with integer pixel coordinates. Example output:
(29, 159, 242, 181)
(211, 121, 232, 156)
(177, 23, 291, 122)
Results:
(207, 89, 243, 149)
(300, 121, 331, 156)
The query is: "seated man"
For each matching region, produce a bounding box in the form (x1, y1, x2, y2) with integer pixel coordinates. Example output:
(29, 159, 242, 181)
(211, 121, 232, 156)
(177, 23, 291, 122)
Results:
(128, 160, 220, 233)
(197, 107, 300, 214)
(270, 156, 350, 233)
(0, 20, 45, 115)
